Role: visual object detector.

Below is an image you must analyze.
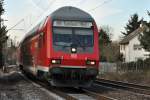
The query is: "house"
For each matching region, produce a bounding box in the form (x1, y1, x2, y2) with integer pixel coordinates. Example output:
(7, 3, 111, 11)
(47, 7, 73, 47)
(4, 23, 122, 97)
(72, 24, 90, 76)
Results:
(120, 25, 149, 62)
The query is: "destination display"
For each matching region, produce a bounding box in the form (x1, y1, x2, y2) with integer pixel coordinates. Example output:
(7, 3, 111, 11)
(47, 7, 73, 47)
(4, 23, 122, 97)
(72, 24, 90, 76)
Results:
(53, 20, 93, 28)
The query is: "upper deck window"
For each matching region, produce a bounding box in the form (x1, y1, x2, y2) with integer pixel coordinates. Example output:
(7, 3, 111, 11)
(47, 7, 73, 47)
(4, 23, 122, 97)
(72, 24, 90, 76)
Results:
(53, 21, 93, 28)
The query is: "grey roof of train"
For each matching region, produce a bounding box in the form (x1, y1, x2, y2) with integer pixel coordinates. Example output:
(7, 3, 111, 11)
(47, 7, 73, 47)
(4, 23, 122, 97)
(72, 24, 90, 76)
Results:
(50, 6, 94, 21)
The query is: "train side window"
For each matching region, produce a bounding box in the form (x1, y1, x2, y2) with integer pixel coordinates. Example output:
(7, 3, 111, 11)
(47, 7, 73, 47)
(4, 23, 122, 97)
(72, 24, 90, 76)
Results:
(91, 25, 94, 29)
(39, 32, 44, 48)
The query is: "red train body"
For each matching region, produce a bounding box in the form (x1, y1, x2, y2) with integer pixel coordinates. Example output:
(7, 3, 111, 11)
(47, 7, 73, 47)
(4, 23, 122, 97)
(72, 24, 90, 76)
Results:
(18, 6, 99, 87)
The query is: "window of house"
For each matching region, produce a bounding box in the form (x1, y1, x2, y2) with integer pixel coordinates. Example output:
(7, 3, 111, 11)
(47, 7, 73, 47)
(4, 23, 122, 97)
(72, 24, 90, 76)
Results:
(133, 44, 142, 50)
(138, 47, 142, 50)
(123, 57, 125, 62)
(144, 54, 149, 57)
(123, 45, 125, 50)
(120, 45, 125, 50)
(135, 57, 143, 61)
(146, 28, 150, 32)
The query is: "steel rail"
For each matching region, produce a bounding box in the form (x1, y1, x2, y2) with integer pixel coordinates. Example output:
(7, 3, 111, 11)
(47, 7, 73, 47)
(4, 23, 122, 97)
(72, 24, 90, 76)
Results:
(83, 88, 117, 100)
(21, 72, 117, 100)
(95, 79, 150, 95)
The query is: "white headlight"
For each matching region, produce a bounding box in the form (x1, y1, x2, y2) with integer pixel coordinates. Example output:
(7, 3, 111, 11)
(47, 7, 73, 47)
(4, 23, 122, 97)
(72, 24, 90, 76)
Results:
(51, 59, 61, 64)
(86, 60, 96, 65)
(52, 60, 56, 64)
(90, 61, 95, 65)
(71, 48, 76, 52)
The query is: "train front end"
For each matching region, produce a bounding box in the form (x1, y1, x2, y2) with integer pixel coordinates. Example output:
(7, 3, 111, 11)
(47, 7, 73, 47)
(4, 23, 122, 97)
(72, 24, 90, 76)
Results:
(48, 7, 99, 87)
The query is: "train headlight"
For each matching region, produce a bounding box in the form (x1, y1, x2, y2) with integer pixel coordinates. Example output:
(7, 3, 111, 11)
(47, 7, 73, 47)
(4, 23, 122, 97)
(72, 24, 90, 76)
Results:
(86, 60, 96, 65)
(71, 47, 77, 53)
(51, 59, 61, 64)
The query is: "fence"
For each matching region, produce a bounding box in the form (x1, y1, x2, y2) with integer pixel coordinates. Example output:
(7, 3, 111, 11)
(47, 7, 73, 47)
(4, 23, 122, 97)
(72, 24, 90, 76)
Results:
(99, 62, 150, 74)
(99, 62, 117, 74)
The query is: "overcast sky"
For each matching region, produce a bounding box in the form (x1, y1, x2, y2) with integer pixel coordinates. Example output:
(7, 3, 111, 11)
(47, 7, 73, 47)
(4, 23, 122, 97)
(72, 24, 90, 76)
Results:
(3, 0, 150, 42)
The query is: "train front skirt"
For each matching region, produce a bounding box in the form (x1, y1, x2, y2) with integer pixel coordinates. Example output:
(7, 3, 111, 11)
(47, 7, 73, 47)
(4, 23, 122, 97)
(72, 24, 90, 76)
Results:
(48, 67, 98, 87)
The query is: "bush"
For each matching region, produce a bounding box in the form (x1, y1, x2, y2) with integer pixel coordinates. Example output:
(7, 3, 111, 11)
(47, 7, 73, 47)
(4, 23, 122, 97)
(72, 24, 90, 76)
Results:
(144, 58, 150, 69)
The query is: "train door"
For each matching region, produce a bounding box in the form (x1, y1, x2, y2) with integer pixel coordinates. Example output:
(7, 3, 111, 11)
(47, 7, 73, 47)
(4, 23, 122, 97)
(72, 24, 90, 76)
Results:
(38, 32, 45, 65)
(32, 40, 38, 75)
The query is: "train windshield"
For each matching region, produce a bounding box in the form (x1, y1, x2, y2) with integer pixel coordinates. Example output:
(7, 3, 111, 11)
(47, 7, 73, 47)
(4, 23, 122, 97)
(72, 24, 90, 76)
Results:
(53, 28, 72, 46)
(53, 21, 94, 53)
(53, 28, 93, 47)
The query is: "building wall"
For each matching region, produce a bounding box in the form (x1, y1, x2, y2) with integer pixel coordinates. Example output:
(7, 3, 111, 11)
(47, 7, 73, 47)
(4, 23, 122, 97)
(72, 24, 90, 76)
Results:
(129, 35, 149, 62)
(120, 34, 149, 62)
(120, 44, 129, 62)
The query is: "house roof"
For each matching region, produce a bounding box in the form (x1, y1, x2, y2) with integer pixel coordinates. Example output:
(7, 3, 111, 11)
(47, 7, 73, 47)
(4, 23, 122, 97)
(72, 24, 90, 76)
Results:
(120, 25, 148, 44)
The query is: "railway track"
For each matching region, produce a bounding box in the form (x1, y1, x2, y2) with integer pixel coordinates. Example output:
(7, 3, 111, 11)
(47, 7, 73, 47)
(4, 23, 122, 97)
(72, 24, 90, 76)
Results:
(31, 79, 117, 100)
(47, 86, 117, 100)
(2, 67, 117, 100)
(2, 67, 150, 100)
(20, 72, 117, 100)
(20, 73, 77, 100)
(95, 79, 150, 95)
(1, 68, 117, 100)
(4, 68, 150, 100)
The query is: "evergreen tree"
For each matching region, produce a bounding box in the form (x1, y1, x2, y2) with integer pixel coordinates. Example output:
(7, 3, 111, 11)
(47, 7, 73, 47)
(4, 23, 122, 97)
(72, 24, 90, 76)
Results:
(0, 0, 8, 67)
(139, 26, 150, 52)
(99, 27, 112, 62)
(122, 13, 142, 36)
(99, 29, 111, 45)
(0, 0, 4, 16)
(139, 11, 150, 52)
(147, 11, 150, 16)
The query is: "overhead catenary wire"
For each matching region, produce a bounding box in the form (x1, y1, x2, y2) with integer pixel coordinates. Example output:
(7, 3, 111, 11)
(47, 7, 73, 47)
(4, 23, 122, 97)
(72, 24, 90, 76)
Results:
(6, 0, 55, 42)
(13, 0, 112, 34)
(88, 0, 113, 12)
(7, 11, 38, 33)
(29, 0, 57, 28)
(31, 0, 57, 20)
(7, 19, 24, 31)
(74, 0, 87, 7)
(30, 0, 44, 11)
(45, 0, 57, 11)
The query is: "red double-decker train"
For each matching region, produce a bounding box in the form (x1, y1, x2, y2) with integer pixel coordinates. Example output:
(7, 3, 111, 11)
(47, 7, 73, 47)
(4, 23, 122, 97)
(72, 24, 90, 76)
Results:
(18, 6, 99, 87)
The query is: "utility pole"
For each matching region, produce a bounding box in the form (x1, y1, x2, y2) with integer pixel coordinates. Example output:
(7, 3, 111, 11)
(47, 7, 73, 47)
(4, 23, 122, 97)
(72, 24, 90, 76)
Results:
(0, 14, 3, 68)
(0, 14, 5, 70)
(2, 18, 24, 70)
(0, 15, 8, 70)
(0, 14, 1, 28)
